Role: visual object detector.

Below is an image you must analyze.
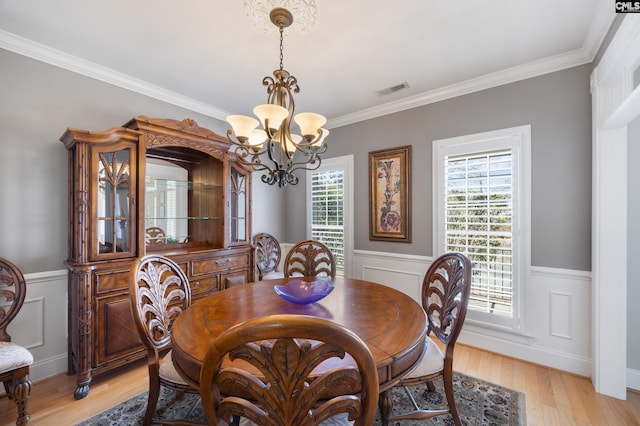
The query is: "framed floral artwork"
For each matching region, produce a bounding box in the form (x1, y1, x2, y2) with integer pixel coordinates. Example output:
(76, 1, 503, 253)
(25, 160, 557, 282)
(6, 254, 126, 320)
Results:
(369, 145, 411, 242)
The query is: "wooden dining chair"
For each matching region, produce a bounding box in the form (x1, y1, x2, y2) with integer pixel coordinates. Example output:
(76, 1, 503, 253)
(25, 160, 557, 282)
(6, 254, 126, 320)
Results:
(386, 252, 471, 426)
(130, 255, 201, 426)
(252, 233, 283, 280)
(284, 239, 335, 278)
(200, 314, 379, 426)
(0, 257, 33, 426)
(145, 227, 166, 245)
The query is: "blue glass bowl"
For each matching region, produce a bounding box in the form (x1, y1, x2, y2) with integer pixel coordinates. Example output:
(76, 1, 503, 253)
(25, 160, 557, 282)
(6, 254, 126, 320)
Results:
(274, 279, 334, 304)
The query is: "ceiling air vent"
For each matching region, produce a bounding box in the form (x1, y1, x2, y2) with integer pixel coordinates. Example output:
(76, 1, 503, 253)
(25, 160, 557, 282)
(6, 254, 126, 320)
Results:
(375, 81, 410, 96)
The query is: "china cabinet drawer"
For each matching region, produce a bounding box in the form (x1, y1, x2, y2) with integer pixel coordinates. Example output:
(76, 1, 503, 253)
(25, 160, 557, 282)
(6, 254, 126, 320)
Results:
(190, 275, 220, 296)
(95, 269, 130, 293)
(191, 253, 249, 275)
(223, 269, 250, 289)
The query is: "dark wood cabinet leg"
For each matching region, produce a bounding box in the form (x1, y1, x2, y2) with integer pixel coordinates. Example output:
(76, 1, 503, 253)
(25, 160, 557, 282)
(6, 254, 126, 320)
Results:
(74, 375, 91, 400)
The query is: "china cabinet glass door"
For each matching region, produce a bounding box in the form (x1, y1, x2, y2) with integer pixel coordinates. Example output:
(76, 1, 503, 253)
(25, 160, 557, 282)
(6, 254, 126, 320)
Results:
(229, 164, 250, 246)
(91, 143, 137, 259)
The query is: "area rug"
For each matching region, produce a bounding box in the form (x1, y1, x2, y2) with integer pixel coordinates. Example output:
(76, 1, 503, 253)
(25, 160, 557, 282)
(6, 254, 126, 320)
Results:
(76, 373, 526, 425)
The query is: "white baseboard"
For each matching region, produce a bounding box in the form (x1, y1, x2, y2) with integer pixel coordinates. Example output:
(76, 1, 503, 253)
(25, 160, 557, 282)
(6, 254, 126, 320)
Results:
(459, 327, 591, 376)
(31, 354, 68, 383)
(628, 367, 640, 391)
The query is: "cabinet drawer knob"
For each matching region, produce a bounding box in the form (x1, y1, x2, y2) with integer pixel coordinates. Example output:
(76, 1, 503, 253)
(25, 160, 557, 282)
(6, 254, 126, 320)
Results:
(216, 258, 231, 266)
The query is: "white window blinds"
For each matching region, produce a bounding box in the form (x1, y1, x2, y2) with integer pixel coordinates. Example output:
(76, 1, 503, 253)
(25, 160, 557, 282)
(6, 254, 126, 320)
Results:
(310, 169, 345, 275)
(445, 150, 513, 316)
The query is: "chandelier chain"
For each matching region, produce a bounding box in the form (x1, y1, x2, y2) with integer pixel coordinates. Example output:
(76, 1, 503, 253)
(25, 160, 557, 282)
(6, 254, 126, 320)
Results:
(279, 26, 284, 70)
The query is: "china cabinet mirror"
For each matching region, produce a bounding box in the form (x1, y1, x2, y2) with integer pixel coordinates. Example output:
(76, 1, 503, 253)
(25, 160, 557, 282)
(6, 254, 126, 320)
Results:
(145, 159, 188, 245)
(144, 146, 225, 249)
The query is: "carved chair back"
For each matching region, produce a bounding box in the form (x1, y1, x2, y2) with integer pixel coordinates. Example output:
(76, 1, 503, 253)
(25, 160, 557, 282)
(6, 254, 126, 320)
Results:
(130, 254, 200, 426)
(145, 227, 166, 245)
(284, 240, 335, 278)
(200, 314, 379, 426)
(130, 254, 191, 356)
(388, 252, 472, 425)
(0, 258, 27, 342)
(0, 257, 33, 426)
(253, 233, 281, 280)
(423, 252, 472, 350)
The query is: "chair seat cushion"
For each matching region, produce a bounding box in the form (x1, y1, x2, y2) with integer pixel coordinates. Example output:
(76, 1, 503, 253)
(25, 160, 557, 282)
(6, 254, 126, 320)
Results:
(263, 271, 285, 280)
(404, 337, 444, 379)
(159, 350, 188, 386)
(0, 342, 33, 373)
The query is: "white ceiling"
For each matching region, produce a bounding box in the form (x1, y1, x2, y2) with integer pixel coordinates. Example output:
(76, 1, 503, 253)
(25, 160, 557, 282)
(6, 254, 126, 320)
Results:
(0, 0, 613, 128)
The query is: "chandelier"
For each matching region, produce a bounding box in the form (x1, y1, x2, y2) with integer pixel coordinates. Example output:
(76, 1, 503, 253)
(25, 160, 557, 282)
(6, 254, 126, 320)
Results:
(226, 7, 329, 187)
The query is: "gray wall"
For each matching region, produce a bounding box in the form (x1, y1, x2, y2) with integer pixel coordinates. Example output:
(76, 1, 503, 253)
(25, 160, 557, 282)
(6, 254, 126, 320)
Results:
(0, 48, 286, 273)
(0, 47, 593, 274)
(286, 64, 593, 271)
(251, 172, 288, 242)
(628, 115, 640, 370)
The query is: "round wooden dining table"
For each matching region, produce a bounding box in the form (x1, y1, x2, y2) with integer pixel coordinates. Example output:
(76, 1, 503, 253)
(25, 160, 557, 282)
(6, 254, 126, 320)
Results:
(171, 276, 427, 423)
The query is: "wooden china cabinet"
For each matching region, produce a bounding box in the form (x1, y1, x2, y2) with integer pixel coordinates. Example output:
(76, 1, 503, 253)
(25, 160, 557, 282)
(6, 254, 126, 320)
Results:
(60, 116, 253, 399)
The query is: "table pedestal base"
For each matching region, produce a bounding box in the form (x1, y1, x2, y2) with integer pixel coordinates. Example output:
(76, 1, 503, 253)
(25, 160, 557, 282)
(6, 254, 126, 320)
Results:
(378, 390, 392, 426)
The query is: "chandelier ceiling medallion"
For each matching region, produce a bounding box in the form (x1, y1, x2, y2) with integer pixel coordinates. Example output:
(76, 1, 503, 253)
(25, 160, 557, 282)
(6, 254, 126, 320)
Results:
(243, 0, 317, 36)
(227, 2, 328, 187)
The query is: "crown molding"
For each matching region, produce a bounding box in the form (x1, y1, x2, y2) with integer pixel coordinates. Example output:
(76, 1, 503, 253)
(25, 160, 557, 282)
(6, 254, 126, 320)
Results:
(583, 0, 617, 60)
(1, 2, 615, 131)
(327, 4, 615, 129)
(327, 1, 616, 129)
(0, 29, 229, 120)
(593, 14, 640, 87)
(327, 48, 594, 129)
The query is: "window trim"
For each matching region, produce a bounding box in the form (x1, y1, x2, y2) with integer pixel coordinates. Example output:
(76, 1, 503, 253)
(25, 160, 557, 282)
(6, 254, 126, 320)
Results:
(433, 125, 531, 331)
(306, 155, 354, 277)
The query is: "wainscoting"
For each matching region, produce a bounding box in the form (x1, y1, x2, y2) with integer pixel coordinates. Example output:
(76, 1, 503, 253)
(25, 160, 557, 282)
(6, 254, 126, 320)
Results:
(9, 269, 68, 383)
(352, 249, 637, 391)
(10, 258, 640, 393)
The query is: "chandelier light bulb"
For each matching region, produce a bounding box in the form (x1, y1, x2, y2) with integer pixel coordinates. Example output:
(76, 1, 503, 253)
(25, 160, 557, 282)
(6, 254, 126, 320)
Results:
(227, 115, 259, 141)
(293, 112, 327, 139)
(282, 133, 302, 154)
(312, 128, 329, 147)
(253, 104, 289, 132)
(248, 129, 268, 147)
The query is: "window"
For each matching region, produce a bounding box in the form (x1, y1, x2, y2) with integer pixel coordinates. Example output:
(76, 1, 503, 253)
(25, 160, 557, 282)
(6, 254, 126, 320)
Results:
(434, 126, 530, 330)
(307, 155, 354, 277)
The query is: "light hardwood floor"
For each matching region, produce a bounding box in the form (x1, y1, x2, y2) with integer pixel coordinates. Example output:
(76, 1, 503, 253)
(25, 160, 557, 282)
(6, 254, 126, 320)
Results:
(0, 344, 638, 425)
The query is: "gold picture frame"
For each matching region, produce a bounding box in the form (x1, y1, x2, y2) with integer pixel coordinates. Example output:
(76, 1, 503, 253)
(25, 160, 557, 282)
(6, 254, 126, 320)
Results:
(369, 145, 411, 242)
